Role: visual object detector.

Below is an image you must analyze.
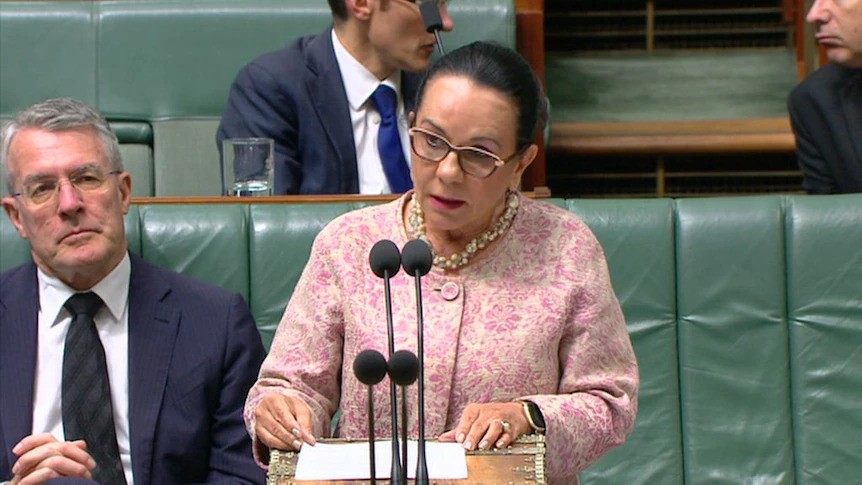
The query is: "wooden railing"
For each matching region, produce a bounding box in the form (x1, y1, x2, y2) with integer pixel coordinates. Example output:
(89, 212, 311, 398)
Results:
(130, 188, 552, 205)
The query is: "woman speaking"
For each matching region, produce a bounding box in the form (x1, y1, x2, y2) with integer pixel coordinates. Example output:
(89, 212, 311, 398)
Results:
(245, 41, 639, 484)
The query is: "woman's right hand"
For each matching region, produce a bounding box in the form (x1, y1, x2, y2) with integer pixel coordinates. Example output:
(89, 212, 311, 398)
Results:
(254, 393, 317, 451)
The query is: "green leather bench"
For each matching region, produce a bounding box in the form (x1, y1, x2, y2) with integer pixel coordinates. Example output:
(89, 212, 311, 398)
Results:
(2, 194, 860, 483)
(0, 0, 515, 196)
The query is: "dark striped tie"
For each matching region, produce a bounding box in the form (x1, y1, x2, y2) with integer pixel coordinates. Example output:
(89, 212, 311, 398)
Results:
(62, 292, 127, 485)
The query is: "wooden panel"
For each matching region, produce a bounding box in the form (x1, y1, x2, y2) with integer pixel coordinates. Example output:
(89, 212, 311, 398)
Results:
(550, 117, 796, 155)
(516, 0, 547, 192)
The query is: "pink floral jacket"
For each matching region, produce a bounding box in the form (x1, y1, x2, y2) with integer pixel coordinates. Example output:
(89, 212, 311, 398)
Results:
(245, 193, 638, 483)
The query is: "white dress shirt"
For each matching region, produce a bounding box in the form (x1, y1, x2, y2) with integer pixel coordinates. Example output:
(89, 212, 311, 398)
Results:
(332, 29, 412, 195)
(33, 253, 133, 484)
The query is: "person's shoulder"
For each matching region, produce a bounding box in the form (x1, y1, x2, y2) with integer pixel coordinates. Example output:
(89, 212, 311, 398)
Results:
(516, 197, 600, 247)
(319, 199, 397, 240)
(520, 197, 589, 231)
(242, 30, 327, 75)
(0, 263, 35, 294)
(790, 63, 851, 102)
(131, 256, 237, 302)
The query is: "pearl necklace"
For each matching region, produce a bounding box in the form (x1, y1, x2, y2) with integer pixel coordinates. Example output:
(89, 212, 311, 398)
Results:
(407, 191, 520, 270)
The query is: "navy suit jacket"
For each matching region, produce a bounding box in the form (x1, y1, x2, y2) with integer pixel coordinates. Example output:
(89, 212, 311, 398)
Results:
(788, 63, 862, 194)
(217, 27, 423, 195)
(0, 255, 267, 484)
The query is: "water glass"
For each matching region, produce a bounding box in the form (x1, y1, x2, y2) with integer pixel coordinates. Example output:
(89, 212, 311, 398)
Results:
(221, 138, 274, 196)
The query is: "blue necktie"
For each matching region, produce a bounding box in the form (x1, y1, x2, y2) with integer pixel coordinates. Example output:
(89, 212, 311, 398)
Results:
(371, 85, 413, 193)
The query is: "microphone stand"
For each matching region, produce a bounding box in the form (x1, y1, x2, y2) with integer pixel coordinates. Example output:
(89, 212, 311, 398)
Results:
(353, 350, 388, 485)
(401, 240, 433, 485)
(419, 0, 446, 55)
(401, 386, 408, 476)
(368, 385, 377, 484)
(369, 240, 405, 485)
(382, 270, 405, 485)
(388, 350, 420, 480)
(413, 271, 429, 485)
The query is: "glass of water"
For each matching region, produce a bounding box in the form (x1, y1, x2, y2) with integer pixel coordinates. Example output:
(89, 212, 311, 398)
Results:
(221, 138, 274, 196)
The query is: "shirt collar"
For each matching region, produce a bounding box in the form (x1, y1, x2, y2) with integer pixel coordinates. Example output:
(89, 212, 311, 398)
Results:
(39, 252, 131, 326)
(331, 28, 402, 111)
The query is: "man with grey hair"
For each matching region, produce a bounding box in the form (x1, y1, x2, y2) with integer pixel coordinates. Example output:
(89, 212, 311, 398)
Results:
(1, 98, 266, 484)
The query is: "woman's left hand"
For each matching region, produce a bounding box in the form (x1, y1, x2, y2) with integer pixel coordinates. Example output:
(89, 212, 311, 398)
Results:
(438, 402, 530, 450)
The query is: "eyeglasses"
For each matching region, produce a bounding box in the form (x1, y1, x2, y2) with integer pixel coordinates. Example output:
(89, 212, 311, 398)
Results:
(408, 127, 520, 179)
(13, 164, 121, 207)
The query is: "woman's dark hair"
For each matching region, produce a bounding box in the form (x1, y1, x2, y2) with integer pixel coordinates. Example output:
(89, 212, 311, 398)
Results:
(415, 41, 547, 150)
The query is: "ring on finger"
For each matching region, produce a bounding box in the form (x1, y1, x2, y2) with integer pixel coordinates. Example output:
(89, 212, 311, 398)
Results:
(500, 420, 511, 433)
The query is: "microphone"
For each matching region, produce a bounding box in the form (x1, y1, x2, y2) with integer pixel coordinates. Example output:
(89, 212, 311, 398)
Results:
(368, 240, 405, 485)
(353, 349, 388, 484)
(419, 0, 446, 55)
(400, 239, 433, 485)
(388, 350, 420, 477)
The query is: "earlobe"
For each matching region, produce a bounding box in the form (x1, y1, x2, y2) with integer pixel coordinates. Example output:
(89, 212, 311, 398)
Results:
(1, 196, 28, 239)
(347, 0, 373, 20)
(513, 144, 538, 183)
(118, 173, 133, 214)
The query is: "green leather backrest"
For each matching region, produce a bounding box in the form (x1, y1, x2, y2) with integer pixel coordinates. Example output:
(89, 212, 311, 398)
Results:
(0, 1, 96, 114)
(785, 195, 862, 483)
(0, 0, 516, 196)
(676, 197, 794, 483)
(569, 199, 682, 484)
(1, 195, 860, 484)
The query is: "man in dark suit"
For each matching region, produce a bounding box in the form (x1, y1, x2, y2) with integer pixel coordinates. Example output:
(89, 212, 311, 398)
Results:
(217, 0, 453, 195)
(0, 98, 266, 484)
(787, 0, 862, 194)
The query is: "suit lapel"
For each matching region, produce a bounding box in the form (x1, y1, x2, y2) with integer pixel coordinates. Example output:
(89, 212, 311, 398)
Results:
(307, 28, 359, 193)
(0, 265, 38, 466)
(126, 257, 180, 485)
(839, 71, 862, 164)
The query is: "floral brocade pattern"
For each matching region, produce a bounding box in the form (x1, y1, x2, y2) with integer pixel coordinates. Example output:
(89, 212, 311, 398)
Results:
(245, 192, 639, 484)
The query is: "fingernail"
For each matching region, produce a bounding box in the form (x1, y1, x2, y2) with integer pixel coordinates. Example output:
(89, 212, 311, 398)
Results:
(456, 432, 465, 443)
(292, 428, 301, 437)
(88, 458, 97, 469)
(463, 440, 473, 450)
(496, 439, 505, 448)
(293, 439, 303, 450)
(479, 440, 489, 450)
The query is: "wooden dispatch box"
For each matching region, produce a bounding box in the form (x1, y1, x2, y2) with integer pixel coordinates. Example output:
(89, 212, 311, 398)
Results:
(267, 434, 546, 484)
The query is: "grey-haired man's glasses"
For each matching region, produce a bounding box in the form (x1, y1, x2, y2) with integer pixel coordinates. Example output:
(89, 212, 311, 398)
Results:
(408, 127, 520, 178)
(13, 164, 121, 207)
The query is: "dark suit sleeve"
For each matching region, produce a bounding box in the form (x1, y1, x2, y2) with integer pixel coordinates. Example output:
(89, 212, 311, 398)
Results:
(217, 61, 303, 195)
(205, 293, 267, 483)
(0, 415, 7, 480)
(788, 87, 837, 194)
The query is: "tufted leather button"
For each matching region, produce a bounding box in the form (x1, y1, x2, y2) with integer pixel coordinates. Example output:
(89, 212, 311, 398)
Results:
(440, 281, 460, 301)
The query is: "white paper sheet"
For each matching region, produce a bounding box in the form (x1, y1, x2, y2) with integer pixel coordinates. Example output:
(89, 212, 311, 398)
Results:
(294, 440, 468, 480)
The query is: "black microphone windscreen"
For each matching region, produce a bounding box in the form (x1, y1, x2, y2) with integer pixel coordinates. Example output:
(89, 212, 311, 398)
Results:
(401, 239, 433, 277)
(419, 0, 444, 33)
(353, 349, 388, 385)
(369, 239, 402, 278)
(388, 350, 419, 386)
